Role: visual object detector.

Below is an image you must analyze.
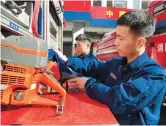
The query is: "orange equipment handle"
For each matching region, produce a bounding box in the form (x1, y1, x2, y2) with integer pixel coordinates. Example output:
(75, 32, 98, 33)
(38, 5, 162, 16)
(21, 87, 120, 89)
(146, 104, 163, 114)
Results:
(47, 61, 61, 81)
(40, 73, 66, 106)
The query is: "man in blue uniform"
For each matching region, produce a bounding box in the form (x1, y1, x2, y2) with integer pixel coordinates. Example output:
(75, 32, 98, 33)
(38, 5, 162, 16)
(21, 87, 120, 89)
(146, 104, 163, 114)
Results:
(68, 10, 166, 125)
(48, 34, 99, 78)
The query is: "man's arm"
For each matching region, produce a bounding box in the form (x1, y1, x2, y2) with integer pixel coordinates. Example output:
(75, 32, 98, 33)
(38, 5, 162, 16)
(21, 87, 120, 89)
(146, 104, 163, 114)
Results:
(84, 76, 166, 114)
(53, 49, 112, 80)
(67, 57, 111, 80)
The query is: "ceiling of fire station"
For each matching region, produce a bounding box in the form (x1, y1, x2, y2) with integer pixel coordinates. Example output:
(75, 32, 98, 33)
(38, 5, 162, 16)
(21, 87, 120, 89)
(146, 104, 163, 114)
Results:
(63, 21, 114, 43)
(63, 31, 105, 43)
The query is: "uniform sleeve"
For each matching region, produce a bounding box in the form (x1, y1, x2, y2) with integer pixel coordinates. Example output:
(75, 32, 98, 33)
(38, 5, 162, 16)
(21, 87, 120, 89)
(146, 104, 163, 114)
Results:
(67, 57, 112, 81)
(85, 76, 166, 115)
(66, 57, 83, 71)
(66, 57, 88, 75)
(48, 49, 55, 61)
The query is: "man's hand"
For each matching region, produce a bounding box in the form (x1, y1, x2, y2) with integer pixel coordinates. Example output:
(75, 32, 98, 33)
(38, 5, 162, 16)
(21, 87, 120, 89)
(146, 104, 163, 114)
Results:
(67, 77, 89, 89)
(54, 49, 68, 62)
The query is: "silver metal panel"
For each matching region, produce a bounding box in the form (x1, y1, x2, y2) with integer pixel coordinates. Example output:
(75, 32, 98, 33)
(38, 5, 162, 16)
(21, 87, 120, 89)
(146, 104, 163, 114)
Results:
(1, 36, 48, 68)
(1, 14, 33, 37)
(1, 1, 30, 28)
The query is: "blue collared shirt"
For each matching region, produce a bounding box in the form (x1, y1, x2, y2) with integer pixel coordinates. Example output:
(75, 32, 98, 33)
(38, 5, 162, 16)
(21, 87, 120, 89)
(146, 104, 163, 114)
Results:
(84, 51, 166, 125)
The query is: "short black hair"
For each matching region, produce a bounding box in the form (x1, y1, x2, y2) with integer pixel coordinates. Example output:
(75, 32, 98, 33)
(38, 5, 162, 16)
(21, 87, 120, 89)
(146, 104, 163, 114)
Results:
(117, 10, 156, 43)
(75, 34, 91, 44)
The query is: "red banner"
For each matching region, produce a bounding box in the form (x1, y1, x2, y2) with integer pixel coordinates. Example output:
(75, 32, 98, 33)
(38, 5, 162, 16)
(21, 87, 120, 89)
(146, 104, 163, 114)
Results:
(64, 1, 91, 12)
(91, 6, 132, 20)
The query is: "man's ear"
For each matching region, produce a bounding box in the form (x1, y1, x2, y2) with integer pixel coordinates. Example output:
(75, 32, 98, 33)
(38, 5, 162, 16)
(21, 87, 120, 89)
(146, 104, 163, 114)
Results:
(136, 37, 146, 49)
